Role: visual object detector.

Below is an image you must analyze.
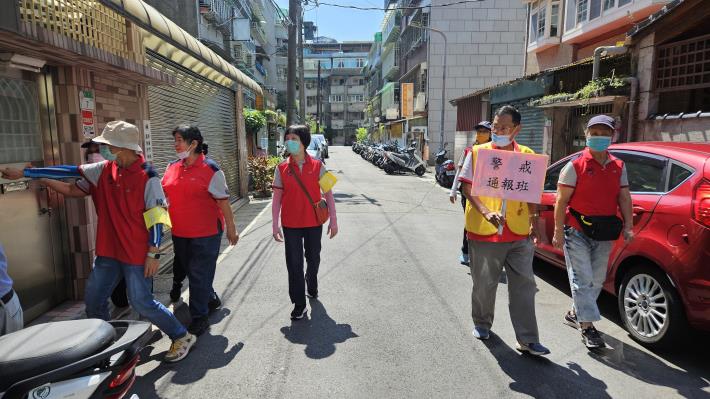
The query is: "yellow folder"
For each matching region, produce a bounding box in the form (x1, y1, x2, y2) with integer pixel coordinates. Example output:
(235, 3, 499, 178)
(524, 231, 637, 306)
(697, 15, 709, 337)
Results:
(319, 171, 338, 193)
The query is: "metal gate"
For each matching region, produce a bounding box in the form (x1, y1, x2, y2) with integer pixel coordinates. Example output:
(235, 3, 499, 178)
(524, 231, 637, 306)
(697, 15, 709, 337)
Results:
(492, 99, 544, 154)
(146, 52, 240, 200)
(0, 73, 66, 321)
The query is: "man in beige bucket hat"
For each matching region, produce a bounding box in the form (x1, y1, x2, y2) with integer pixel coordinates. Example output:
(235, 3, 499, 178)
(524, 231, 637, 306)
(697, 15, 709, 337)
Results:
(2, 121, 197, 362)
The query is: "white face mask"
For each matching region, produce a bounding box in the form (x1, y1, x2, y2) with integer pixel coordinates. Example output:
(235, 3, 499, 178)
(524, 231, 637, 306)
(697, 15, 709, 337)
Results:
(176, 142, 195, 160)
(88, 153, 105, 163)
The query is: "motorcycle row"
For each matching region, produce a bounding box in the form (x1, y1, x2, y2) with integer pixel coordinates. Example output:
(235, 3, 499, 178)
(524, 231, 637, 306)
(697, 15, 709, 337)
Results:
(351, 141, 427, 176)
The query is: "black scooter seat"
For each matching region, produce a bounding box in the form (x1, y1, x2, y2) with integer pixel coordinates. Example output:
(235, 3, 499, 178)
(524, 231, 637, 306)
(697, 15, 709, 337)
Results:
(0, 319, 115, 392)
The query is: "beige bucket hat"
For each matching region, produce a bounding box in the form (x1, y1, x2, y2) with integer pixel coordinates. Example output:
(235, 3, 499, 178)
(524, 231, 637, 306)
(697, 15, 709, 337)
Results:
(92, 120, 143, 152)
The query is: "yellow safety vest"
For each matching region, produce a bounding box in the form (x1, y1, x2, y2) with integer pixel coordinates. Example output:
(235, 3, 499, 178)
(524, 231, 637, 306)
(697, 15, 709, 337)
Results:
(464, 142, 535, 236)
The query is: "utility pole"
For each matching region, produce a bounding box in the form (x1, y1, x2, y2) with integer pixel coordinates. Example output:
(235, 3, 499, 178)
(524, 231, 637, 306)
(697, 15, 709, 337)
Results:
(316, 60, 321, 135)
(298, 8, 306, 123)
(286, 0, 300, 125)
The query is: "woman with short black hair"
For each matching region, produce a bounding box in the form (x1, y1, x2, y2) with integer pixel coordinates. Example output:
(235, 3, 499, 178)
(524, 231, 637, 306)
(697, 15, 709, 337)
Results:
(162, 125, 239, 336)
(272, 125, 338, 320)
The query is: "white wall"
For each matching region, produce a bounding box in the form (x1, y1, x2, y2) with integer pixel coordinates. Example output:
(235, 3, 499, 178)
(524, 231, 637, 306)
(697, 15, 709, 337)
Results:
(427, 0, 527, 159)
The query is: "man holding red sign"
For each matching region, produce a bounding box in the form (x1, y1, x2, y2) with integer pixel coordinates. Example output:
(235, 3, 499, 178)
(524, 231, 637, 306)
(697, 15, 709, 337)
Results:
(458, 105, 550, 356)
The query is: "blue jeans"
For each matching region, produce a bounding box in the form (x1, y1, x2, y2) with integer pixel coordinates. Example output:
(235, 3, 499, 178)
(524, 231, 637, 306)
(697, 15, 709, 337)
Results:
(85, 256, 187, 340)
(563, 227, 613, 323)
(172, 232, 222, 320)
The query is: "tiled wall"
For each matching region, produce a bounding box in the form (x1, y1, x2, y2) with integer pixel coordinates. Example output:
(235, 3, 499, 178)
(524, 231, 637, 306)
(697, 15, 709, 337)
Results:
(53, 65, 148, 299)
(427, 0, 527, 160)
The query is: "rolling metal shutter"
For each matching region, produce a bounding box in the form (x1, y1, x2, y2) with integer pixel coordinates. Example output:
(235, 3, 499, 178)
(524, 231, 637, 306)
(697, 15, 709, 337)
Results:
(492, 98, 544, 154)
(146, 52, 240, 201)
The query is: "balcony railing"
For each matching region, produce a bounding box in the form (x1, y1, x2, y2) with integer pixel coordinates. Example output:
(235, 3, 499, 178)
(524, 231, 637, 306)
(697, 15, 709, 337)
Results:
(230, 40, 255, 67)
(562, 0, 670, 44)
(16, 0, 132, 60)
(382, 8, 401, 45)
(251, 21, 267, 45)
(382, 43, 400, 81)
(199, 0, 233, 34)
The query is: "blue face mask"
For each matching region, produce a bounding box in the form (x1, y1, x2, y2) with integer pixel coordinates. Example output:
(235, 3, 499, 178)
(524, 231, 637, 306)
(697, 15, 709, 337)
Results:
(586, 136, 612, 152)
(99, 145, 118, 161)
(491, 133, 512, 147)
(285, 139, 301, 155)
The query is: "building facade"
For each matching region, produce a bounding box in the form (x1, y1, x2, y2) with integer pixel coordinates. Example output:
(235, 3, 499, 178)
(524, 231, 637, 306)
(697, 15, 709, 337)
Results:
(0, 0, 259, 321)
(626, 0, 710, 143)
(365, 0, 528, 162)
(303, 41, 371, 145)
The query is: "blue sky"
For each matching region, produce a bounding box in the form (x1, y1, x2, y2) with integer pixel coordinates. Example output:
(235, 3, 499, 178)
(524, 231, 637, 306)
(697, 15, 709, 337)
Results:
(274, 1, 383, 42)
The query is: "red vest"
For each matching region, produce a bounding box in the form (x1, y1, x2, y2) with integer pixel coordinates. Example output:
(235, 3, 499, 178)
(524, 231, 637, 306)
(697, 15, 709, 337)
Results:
(279, 155, 323, 228)
(566, 149, 624, 231)
(162, 155, 225, 238)
(91, 157, 151, 265)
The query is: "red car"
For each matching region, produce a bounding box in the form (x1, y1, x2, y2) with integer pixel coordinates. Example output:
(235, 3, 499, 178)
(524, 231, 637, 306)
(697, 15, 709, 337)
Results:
(535, 142, 710, 346)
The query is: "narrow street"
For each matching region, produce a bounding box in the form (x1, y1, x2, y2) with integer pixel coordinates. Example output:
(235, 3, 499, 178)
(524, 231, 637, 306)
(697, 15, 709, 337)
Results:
(133, 147, 710, 399)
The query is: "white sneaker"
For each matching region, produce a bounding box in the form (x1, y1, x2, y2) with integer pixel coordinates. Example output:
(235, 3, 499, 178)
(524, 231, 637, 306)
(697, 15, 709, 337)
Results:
(164, 333, 196, 363)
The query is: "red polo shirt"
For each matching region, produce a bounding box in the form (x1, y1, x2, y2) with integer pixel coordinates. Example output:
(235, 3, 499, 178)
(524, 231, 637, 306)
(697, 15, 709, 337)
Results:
(274, 154, 324, 229)
(559, 148, 628, 232)
(76, 156, 165, 265)
(162, 154, 229, 238)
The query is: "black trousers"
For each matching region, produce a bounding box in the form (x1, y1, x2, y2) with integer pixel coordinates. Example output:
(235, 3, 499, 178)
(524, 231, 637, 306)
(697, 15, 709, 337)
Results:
(461, 194, 468, 255)
(283, 226, 323, 306)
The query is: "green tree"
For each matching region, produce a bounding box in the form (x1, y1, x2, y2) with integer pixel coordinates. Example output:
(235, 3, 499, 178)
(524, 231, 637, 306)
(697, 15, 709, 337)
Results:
(306, 114, 324, 134)
(244, 108, 266, 134)
(356, 127, 368, 143)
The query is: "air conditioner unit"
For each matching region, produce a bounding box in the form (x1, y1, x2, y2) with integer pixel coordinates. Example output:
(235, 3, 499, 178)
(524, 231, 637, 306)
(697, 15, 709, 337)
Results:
(386, 108, 399, 120)
(414, 92, 426, 112)
(412, 126, 428, 139)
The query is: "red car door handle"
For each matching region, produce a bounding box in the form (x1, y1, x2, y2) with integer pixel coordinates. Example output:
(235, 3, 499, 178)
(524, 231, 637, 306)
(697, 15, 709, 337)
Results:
(633, 206, 647, 214)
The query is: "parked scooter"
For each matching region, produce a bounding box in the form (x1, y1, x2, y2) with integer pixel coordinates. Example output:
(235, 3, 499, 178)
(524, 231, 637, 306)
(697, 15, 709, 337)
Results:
(434, 149, 456, 188)
(383, 141, 427, 176)
(0, 319, 152, 399)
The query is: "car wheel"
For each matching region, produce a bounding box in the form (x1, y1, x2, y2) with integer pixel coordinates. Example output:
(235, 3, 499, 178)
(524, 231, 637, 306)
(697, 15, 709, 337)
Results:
(618, 266, 685, 347)
(414, 166, 426, 176)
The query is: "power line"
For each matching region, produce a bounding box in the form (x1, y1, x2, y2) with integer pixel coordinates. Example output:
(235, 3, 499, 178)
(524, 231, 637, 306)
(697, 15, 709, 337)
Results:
(306, 0, 485, 11)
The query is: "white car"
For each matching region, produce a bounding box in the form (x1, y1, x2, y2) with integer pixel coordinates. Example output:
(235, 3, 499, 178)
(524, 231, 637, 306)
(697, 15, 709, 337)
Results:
(306, 139, 324, 161)
(312, 134, 329, 158)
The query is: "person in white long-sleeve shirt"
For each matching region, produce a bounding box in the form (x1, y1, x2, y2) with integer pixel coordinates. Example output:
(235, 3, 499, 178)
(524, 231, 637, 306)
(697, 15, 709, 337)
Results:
(0, 244, 22, 336)
(449, 121, 491, 265)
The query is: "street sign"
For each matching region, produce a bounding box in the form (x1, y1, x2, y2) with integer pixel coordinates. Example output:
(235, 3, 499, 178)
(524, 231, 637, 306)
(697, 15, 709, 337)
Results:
(79, 88, 96, 138)
(401, 83, 413, 119)
(472, 148, 549, 204)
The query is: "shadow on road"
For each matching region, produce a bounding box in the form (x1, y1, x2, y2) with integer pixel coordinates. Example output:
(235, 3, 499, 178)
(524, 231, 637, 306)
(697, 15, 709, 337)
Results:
(333, 192, 381, 207)
(280, 298, 358, 359)
(588, 334, 709, 398)
(132, 307, 244, 398)
(533, 258, 710, 396)
(482, 332, 612, 398)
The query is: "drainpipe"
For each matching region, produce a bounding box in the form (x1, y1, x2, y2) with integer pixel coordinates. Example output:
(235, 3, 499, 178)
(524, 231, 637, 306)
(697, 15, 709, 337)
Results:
(522, 3, 530, 76)
(592, 45, 628, 80)
(624, 77, 639, 142)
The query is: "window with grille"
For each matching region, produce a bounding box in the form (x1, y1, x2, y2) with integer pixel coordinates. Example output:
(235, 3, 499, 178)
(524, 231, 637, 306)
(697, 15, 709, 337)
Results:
(655, 34, 710, 92)
(576, 0, 588, 25)
(550, 3, 560, 37)
(572, 103, 613, 116)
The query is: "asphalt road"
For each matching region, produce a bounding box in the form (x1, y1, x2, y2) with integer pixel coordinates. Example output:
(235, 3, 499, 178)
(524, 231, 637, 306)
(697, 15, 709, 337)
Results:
(133, 146, 710, 399)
